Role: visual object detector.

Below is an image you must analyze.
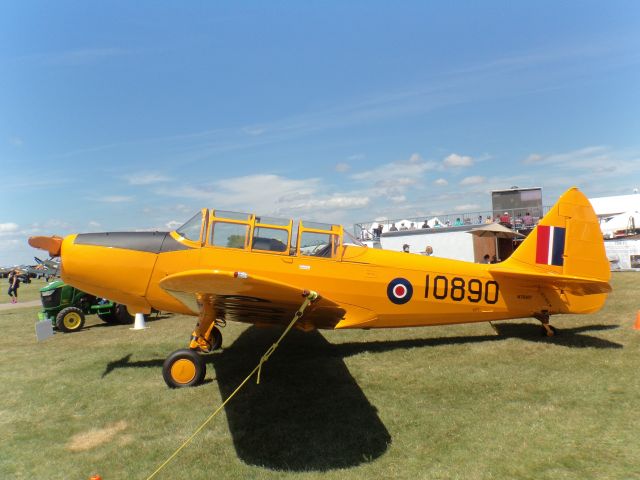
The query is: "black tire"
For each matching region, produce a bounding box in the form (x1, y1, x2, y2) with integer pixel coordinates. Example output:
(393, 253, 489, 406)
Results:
(114, 304, 134, 324)
(56, 307, 86, 332)
(209, 327, 223, 351)
(162, 349, 206, 388)
(97, 306, 118, 323)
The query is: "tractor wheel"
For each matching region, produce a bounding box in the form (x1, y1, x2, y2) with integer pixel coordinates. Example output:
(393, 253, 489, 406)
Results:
(162, 349, 206, 388)
(56, 307, 86, 332)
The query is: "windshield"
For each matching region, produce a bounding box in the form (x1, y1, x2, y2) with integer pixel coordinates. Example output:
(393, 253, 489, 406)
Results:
(343, 229, 366, 247)
(176, 212, 203, 241)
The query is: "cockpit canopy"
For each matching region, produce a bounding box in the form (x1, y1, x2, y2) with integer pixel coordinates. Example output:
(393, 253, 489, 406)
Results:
(175, 209, 363, 258)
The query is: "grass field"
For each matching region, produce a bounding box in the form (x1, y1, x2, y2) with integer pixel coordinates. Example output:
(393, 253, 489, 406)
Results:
(1, 274, 639, 480)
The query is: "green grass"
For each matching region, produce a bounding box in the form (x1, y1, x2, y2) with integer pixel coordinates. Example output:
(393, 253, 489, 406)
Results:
(1, 273, 639, 480)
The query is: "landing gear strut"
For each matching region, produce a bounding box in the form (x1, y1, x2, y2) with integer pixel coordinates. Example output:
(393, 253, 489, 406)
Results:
(534, 312, 557, 337)
(162, 294, 223, 388)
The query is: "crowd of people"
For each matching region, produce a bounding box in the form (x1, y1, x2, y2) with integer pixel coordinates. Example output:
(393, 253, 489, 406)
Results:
(361, 210, 539, 240)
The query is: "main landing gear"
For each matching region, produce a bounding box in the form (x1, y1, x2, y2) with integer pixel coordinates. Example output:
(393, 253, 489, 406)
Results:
(162, 295, 223, 388)
(534, 312, 558, 337)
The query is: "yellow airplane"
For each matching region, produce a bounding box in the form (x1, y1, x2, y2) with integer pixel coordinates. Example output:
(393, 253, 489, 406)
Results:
(29, 187, 611, 388)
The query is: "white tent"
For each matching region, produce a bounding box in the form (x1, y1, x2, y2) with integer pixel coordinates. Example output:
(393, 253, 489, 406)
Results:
(600, 211, 640, 238)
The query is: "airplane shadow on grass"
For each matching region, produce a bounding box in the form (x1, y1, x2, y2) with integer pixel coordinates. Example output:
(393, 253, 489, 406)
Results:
(101, 321, 621, 471)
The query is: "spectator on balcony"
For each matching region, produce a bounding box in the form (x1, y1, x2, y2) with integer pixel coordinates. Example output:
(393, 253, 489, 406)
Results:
(421, 220, 430, 229)
(399, 223, 408, 231)
(499, 212, 511, 227)
(485, 216, 493, 224)
(410, 222, 417, 230)
(477, 215, 483, 224)
(523, 212, 534, 227)
(389, 223, 398, 232)
(514, 215, 523, 229)
(454, 217, 464, 226)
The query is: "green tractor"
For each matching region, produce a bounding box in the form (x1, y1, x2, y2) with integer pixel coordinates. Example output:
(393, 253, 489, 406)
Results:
(38, 280, 133, 332)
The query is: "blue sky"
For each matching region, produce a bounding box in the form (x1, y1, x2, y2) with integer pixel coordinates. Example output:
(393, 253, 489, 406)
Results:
(1, 1, 639, 264)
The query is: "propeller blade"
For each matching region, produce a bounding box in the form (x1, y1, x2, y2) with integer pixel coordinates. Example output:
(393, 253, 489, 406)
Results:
(28, 236, 63, 257)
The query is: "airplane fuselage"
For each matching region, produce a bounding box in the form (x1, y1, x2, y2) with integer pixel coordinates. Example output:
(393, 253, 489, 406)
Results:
(60, 231, 581, 330)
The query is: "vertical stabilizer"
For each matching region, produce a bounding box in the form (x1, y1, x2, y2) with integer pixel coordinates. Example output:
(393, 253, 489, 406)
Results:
(504, 187, 610, 282)
(496, 187, 610, 314)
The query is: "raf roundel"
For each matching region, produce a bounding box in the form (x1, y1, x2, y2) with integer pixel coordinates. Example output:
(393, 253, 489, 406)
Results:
(387, 278, 413, 305)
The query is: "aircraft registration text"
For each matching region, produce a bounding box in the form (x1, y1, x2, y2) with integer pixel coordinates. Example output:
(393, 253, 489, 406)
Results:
(424, 275, 499, 304)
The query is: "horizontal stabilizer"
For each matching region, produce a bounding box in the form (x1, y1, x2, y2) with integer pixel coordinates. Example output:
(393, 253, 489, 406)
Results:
(489, 266, 612, 296)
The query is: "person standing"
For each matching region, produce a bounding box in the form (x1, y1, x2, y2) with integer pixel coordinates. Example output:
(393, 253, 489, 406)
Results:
(8, 270, 20, 303)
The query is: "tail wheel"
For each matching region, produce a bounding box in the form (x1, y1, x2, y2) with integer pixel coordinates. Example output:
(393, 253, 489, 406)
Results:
(209, 327, 223, 351)
(162, 349, 206, 388)
(56, 307, 86, 332)
(199, 326, 223, 353)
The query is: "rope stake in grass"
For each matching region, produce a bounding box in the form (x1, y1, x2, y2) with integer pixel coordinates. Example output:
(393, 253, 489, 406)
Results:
(145, 290, 318, 480)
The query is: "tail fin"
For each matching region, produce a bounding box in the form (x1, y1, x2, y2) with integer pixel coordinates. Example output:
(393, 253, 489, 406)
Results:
(491, 187, 611, 312)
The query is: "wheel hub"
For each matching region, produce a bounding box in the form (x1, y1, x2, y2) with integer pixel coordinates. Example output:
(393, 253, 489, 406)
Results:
(170, 359, 197, 384)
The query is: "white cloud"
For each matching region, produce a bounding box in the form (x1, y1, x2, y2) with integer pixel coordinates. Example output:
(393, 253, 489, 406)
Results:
(335, 162, 350, 173)
(347, 153, 365, 161)
(522, 146, 612, 167)
(4, 238, 20, 247)
(0, 223, 19, 234)
(516, 146, 640, 197)
(460, 176, 486, 186)
(289, 195, 370, 211)
(125, 172, 170, 185)
(166, 220, 182, 230)
(158, 173, 372, 219)
(523, 153, 543, 164)
(434, 178, 448, 186)
(408, 153, 422, 164)
(9, 136, 23, 147)
(96, 195, 134, 203)
(376, 177, 417, 188)
(242, 126, 266, 136)
(454, 204, 481, 212)
(43, 48, 129, 66)
(88, 221, 101, 228)
(351, 153, 437, 183)
(388, 195, 407, 204)
(443, 153, 474, 169)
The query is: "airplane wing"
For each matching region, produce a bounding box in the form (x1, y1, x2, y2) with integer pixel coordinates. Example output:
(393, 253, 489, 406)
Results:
(489, 266, 612, 296)
(159, 269, 374, 329)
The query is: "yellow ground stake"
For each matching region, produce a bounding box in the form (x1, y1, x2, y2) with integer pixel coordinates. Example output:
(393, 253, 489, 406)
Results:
(145, 290, 319, 480)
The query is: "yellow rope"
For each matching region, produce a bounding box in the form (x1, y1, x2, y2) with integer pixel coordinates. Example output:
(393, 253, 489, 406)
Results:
(145, 290, 318, 480)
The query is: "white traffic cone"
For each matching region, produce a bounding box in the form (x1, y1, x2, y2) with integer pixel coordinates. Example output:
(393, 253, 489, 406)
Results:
(130, 313, 148, 330)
